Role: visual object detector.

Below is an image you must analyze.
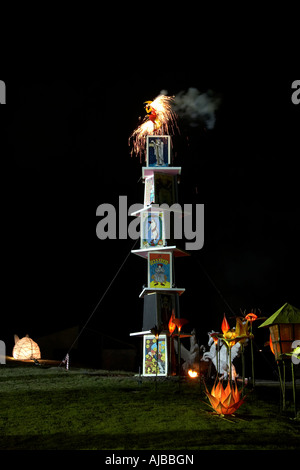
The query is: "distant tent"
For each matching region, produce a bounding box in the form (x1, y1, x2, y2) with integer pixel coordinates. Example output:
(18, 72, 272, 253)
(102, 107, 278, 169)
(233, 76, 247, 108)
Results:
(13, 334, 41, 360)
(37, 326, 137, 370)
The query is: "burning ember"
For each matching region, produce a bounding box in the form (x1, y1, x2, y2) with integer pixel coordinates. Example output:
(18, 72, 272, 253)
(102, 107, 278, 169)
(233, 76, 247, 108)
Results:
(188, 370, 198, 378)
(204, 379, 246, 416)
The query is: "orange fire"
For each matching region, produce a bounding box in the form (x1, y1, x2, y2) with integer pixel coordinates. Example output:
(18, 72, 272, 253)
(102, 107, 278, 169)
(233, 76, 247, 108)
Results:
(205, 379, 246, 416)
(129, 94, 178, 161)
(188, 369, 198, 378)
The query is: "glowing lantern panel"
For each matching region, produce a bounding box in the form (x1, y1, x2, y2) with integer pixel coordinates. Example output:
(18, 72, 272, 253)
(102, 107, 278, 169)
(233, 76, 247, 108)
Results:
(259, 303, 300, 360)
(269, 324, 300, 360)
(13, 335, 41, 360)
(269, 334, 275, 355)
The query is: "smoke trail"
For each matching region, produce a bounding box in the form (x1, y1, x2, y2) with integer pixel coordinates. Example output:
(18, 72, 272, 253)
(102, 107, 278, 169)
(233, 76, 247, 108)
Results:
(171, 87, 221, 130)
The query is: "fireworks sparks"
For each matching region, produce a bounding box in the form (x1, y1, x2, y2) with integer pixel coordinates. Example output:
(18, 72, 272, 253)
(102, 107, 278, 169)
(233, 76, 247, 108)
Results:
(128, 88, 221, 161)
(129, 94, 178, 161)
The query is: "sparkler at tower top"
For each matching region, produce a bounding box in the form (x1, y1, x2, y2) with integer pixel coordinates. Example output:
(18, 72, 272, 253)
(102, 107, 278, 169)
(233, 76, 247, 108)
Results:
(129, 94, 179, 161)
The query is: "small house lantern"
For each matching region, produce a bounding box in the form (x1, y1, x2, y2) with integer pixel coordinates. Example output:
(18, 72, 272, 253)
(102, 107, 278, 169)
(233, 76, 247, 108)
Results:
(259, 303, 300, 360)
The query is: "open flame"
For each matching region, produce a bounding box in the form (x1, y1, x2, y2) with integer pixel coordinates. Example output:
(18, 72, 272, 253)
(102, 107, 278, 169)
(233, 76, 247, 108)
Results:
(188, 369, 198, 378)
(205, 379, 246, 416)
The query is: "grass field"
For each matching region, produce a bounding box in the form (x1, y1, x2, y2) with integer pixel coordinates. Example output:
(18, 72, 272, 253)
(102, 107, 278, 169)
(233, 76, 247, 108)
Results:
(0, 365, 299, 451)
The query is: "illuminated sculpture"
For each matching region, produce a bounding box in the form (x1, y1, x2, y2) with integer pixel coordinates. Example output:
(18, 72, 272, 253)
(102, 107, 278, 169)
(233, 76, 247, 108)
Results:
(202, 331, 240, 380)
(13, 334, 41, 361)
(174, 328, 202, 374)
(259, 302, 300, 360)
(202, 313, 257, 382)
(204, 379, 246, 416)
(129, 94, 178, 161)
(144, 101, 161, 130)
(129, 95, 189, 376)
(203, 314, 250, 416)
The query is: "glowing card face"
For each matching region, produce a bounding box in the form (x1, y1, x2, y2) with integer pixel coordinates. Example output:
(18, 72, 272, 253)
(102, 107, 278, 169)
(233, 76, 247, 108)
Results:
(143, 334, 168, 376)
(146, 135, 170, 167)
(141, 211, 165, 249)
(148, 251, 172, 289)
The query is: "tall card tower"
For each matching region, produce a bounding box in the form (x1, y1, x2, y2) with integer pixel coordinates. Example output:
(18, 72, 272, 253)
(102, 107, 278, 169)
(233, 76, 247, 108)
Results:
(130, 135, 189, 376)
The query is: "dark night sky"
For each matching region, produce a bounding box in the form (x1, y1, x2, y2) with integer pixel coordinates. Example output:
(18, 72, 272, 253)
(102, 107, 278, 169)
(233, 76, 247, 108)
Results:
(2, 73, 300, 362)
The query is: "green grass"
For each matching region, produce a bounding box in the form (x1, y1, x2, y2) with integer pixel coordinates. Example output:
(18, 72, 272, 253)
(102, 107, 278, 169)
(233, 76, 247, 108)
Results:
(0, 366, 299, 450)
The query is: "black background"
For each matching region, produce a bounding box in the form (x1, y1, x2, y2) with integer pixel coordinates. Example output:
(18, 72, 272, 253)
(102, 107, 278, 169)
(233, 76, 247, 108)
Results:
(2, 72, 299, 374)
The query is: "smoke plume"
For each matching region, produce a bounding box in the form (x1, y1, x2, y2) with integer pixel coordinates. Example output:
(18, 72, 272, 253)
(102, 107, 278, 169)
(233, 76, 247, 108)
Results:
(171, 87, 221, 130)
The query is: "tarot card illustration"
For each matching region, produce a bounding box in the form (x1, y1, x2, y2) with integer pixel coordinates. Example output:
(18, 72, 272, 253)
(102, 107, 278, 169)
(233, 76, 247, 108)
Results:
(144, 175, 155, 206)
(148, 251, 172, 289)
(143, 335, 167, 376)
(141, 211, 165, 249)
(146, 135, 171, 167)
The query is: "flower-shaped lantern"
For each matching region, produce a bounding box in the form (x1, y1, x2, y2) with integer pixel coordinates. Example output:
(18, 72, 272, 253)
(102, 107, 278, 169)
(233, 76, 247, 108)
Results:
(168, 311, 176, 335)
(173, 318, 189, 334)
(205, 379, 246, 416)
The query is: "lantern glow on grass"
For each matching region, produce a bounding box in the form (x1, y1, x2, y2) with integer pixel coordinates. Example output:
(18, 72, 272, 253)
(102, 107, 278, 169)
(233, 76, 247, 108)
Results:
(13, 334, 41, 361)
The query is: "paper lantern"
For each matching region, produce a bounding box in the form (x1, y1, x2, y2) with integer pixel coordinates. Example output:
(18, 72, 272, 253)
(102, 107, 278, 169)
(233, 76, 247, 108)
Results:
(269, 324, 300, 360)
(13, 334, 41, 360)
(259, 303, 300, 360)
